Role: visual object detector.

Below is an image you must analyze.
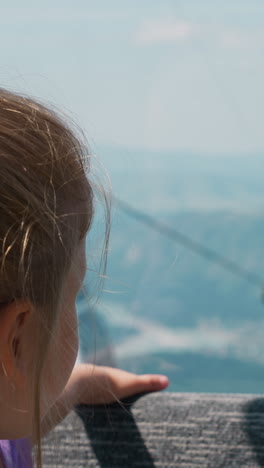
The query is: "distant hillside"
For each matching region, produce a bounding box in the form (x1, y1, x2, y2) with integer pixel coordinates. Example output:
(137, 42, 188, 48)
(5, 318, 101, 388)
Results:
(79, 148, 264, 393)
(104, 210, 264, 325)
(97, 146, 264, 213)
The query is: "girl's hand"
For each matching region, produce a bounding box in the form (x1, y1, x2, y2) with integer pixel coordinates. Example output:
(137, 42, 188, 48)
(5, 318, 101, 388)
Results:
(39, 364, 169, 439)
(74, 363, 169, 406)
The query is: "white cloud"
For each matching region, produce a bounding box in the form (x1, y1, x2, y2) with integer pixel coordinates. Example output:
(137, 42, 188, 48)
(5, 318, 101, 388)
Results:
(220, 31, 246, 48)
(99, 302, 264, 365)
(134, 18, 264, 51)
(134, 19, 195, 45)
(218, 28, 264, 49)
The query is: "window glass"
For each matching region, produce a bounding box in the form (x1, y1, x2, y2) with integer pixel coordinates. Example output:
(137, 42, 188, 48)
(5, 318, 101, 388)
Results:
(2, 1, 264, 393)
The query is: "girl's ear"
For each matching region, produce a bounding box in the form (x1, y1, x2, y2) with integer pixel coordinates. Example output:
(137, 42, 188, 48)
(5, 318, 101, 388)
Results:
(0, 300, 33, 388)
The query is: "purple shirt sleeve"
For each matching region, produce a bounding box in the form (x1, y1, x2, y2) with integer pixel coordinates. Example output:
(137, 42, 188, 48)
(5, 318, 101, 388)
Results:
(0, 438, 33, 468)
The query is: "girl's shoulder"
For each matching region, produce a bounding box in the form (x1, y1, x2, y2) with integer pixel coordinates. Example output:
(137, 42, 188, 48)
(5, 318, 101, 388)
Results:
(0, 438, 33, 468)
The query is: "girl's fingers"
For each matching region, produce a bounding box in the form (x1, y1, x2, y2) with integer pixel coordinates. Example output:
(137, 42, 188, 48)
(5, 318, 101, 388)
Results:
(121, 374, 169, 398)
(138, 374, 169, 391)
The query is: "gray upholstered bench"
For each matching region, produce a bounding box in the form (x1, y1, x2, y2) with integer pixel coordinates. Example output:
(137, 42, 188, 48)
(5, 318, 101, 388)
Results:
(42, 392, 264, 467)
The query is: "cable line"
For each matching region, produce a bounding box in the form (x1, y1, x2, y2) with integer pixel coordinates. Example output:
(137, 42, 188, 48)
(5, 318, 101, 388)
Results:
(115, 197, 264, 289)
(114, 5, 262, 291)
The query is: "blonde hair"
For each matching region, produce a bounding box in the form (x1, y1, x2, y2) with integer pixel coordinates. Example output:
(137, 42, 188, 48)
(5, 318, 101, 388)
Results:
(0, 88, 108, 466)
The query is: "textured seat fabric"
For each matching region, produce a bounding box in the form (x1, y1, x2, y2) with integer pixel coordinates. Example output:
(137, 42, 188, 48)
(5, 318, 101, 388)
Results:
(42, 392, 264, 467)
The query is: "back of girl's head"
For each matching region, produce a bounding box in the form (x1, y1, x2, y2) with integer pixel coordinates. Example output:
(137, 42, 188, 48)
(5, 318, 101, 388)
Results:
(0, 88, 95, 464)
(0, 88, 93, 304)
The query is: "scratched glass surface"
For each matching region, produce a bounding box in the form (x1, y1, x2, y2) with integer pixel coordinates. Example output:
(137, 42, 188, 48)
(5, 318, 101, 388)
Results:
(2, 1, 264, 392)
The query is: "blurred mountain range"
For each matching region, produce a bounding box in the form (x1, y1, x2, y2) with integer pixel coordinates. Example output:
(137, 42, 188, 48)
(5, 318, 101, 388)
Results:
(78, 148, 264, 393)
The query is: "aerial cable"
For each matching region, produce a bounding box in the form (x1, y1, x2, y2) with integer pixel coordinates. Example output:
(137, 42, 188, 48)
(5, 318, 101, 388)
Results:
(114, 5, 262, 292)
(115, 197, 264, 290)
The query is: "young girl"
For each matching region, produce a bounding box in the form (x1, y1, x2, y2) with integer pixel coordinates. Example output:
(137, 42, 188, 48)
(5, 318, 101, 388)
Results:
(0, 88, 169, 467)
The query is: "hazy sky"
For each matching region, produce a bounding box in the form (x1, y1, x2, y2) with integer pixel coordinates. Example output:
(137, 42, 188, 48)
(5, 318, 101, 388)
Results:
(1, 1, 264, 154)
